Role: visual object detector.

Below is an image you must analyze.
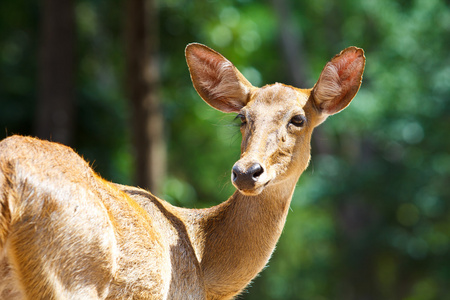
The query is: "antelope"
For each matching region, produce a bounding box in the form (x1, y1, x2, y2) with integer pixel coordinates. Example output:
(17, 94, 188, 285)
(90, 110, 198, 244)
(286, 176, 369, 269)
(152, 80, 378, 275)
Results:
(0, 43, 365, 299)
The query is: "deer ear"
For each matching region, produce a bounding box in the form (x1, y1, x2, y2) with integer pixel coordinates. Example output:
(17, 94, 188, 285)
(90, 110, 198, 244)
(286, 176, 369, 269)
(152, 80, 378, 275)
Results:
(312, 47, 365, 116)
(185, 43, 254, 113)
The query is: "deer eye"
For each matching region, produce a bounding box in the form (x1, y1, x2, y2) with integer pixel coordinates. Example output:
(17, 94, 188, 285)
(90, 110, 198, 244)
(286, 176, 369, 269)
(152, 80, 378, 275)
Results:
(289, 115, 306, 127)
(235, 113, 247, 125)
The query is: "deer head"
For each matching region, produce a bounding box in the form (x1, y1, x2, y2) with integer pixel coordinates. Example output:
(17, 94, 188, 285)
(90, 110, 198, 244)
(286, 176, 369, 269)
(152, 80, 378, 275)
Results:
(186, 43, 365, 196)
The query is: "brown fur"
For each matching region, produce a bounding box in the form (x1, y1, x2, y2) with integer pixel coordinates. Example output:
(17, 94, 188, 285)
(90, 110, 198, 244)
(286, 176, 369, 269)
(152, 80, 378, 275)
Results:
(0, 43, 364, 299)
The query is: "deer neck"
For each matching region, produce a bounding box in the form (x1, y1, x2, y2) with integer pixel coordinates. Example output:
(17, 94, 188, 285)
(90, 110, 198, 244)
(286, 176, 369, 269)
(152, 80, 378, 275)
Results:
(197, 176, 298, 298)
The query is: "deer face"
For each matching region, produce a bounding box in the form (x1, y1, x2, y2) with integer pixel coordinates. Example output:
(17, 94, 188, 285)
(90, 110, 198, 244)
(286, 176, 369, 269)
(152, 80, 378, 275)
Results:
(186, 43, 365, 196)
(231, 84, 313, 195)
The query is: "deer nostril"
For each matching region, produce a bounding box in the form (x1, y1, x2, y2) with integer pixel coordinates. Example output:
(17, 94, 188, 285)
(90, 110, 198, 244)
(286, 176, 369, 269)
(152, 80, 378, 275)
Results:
(232, 165, 239, 182)
(232, 170, 237, 181)
(249, 163, 264, 180)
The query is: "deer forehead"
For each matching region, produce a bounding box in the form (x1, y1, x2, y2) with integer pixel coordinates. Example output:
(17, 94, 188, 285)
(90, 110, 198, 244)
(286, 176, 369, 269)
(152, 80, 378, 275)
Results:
(244, 83, 309, 121)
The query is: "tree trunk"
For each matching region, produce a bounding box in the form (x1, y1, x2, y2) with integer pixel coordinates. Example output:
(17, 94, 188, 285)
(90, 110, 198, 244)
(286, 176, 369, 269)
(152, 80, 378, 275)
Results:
(272, 0, 332, 156)
(125, 0, 165, 195)
(271, 0, 309, 88)
(36, 0, 75, 145)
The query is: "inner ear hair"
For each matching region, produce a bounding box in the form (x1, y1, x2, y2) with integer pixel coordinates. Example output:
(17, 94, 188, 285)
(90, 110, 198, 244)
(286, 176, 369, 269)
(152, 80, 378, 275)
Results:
(186, 43, 254, 113)
(313, 47, 365, 116)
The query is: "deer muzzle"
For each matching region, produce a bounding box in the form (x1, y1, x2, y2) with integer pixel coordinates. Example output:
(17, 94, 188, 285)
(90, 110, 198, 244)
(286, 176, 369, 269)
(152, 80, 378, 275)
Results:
(231, 161, 269, 196)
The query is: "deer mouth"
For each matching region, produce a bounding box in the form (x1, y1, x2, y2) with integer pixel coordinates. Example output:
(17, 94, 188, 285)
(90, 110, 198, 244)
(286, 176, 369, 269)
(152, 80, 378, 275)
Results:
(232, 175, 271, 196)
(237, 180, 271, 196)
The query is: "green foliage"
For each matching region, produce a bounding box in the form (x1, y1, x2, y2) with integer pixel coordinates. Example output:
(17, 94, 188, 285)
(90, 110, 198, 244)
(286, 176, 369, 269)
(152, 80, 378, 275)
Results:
(0, 0, 38, 136)
(1, 0, 449, 298)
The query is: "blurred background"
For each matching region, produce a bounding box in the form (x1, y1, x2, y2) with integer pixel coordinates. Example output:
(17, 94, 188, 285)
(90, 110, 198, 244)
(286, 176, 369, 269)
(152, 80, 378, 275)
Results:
(1, 0, 449, 299)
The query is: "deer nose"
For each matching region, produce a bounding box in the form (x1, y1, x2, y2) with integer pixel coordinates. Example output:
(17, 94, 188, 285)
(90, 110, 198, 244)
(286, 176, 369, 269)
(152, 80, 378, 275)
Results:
(232, 163, 264, 189)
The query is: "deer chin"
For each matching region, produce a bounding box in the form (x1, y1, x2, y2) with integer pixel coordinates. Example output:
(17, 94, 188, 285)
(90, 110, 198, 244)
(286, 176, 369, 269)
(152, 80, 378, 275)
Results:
(237, 188, 263, 197)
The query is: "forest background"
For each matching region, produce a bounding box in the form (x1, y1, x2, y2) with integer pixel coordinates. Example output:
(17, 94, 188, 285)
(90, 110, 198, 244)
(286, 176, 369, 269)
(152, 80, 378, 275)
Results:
(1, 0, 449, 299)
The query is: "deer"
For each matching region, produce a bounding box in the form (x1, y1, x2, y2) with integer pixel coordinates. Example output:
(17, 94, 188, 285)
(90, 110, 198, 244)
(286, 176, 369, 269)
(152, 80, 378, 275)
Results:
(0, 43, 365, 299)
